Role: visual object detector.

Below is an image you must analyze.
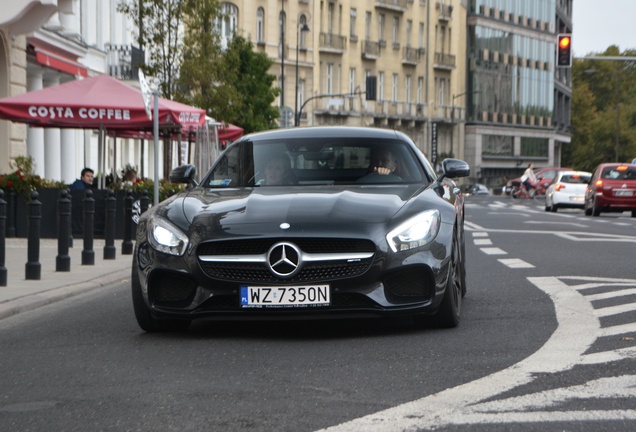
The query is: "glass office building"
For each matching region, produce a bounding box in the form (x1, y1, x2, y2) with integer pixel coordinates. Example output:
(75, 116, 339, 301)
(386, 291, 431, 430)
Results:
(463, 0, 572, 188)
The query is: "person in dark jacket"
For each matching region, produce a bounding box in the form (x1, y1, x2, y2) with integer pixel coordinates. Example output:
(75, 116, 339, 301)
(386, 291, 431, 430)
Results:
(70, 167, 94, 190)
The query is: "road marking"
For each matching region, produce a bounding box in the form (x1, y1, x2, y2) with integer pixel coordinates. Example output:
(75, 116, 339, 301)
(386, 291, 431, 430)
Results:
(526, 220, 588, 227)
(480, 247, 507, 255)
(474, 239, 492, 246)
(472, 232, 489, 238)
(316, 276, 636, 431)
(498, 258, 535, 268)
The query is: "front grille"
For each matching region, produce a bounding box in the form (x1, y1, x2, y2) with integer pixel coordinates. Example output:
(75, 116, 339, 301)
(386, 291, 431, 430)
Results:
(197, 238, 376, 283)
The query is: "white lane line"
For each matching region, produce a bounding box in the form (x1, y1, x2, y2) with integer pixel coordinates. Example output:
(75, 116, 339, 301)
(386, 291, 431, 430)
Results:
(316, 276, 599, 431)
(586, 288, 636, 301)
(472, 232, 489, 238)
(474, 239, 492, 246)
(594, 303, 636, 318)
(599, 323, 636, 337)
(480, 247, 507, 255)
(579, 347, 636, 365)
(498, 258, 535, 269)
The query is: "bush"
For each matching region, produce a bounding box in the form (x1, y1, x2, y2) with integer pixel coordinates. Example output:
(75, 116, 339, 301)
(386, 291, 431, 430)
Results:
(0, 156, 66, 200)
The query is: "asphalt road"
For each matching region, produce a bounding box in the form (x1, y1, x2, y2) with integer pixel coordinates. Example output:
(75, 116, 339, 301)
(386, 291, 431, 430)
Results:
(0, 194, 634, 431)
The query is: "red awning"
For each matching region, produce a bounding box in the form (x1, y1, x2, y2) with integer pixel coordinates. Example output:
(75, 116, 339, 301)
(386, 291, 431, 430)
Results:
(0, 74, 206, 131)
(33, 46, 88, 78)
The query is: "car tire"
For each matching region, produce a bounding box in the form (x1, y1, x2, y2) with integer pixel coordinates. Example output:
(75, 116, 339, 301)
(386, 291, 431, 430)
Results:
(632, 210, 636, 218)
(132, 255, 191, 332)
(551, 204, 558, 213)
(544, 203, 551, 212)
(433, 230, 463, 328)
(592, 199, 601, 217)
(584, 201, 592, 216)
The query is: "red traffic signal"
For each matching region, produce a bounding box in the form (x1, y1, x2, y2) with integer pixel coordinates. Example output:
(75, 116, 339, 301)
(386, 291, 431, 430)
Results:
(557, 34, 572, 67)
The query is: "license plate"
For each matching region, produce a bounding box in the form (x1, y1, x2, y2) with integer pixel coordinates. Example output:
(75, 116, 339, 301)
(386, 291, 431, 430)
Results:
(240, 285, 330, 308)
(614, 189, 634, 197)
(569, 196, 584, 202)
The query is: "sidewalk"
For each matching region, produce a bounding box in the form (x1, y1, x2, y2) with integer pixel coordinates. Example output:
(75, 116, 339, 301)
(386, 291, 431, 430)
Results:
(0, 237, 132, 320)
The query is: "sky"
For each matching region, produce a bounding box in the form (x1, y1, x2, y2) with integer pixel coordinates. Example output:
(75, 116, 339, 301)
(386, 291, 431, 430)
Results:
(572, 0, 636, 56)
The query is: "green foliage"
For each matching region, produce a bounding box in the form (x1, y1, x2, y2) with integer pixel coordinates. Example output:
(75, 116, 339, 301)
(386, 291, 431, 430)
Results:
(567, 47, 636, 171)
(0, 156, 66, 200)
(117, 0, 186, 99)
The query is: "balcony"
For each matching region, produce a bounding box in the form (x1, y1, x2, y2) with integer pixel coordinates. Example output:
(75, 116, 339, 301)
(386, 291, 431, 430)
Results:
(436, 2, 453, 22)
(361, 40, 381, 60)
(319, 33, 347, 54)
(375, 0, 408, 12)
(107, 44, 144, 80)
(433, 52, 456, 70)
(402, 47, 420, 65)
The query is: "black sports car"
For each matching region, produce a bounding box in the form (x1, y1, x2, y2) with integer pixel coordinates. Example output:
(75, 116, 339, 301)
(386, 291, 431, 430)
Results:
(132, 126, 470, 332)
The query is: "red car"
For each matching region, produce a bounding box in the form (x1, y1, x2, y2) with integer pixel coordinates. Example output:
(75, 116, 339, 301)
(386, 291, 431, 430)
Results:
(585, 163, 636, 217)
(505, 167, 572, 197)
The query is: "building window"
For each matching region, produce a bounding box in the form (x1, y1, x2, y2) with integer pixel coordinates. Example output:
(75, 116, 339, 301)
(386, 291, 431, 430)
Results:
(392, 16, 399, 45)
(365, 12, 372, 39)
(350, 9, 357, 38)
(379, 14, 385, 44)
(482, 135, 514, 156)
(419, 22, 425, 49)
(216, 3, 239, 49)
(349, 68, 356, 94)
(257, 8, 264, 43)
(405, 75, 412, 104)
(417, 77, 423, 104)
(520, 137, 549, 157)
(406, 20, 412, 47)
(326, 63, 333, 94)
(378, 72, 385, 101)
(299, 14, 308, 48)
(392, 73, 398, 102)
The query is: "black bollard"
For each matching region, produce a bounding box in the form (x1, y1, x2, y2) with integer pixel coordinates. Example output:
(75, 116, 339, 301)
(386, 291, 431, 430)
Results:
(67, 188, 73, 248)
(140, 190, 149, 215)
(6, 189, 15, 238)
(56, 189, 71, 272)
(82, 189, 95, 265)
(121, 190, 133, 255)
(25, 191, 41, 280)
(0, 190, 7, 286)
(103, 189, 116, 260)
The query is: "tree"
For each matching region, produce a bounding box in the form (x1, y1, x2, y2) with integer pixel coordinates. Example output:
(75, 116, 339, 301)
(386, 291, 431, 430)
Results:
(117, 0, 186, 99)
(569, 46, 636, 170)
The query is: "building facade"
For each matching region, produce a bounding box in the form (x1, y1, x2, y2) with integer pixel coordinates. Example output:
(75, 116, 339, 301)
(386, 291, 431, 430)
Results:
(0, 0, 146, 183)
(464, 0, 572, 188)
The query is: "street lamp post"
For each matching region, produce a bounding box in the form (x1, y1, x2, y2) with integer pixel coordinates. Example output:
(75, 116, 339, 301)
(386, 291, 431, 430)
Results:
(295, 22, 310, 127)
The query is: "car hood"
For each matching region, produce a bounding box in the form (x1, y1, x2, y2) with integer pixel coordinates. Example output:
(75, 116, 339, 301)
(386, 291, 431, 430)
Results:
(162, 185, 431, 239)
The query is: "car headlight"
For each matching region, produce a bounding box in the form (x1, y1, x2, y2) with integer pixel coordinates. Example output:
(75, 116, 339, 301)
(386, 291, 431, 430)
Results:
(386, 210, 441, 253)
(147, 216, 189, 256)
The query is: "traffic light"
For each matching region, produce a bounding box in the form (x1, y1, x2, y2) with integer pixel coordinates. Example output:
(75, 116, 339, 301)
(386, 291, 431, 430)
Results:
(557, 34, 572, 67)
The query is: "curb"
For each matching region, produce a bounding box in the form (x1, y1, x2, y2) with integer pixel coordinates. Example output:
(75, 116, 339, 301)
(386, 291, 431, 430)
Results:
(0, 269, 130, 321)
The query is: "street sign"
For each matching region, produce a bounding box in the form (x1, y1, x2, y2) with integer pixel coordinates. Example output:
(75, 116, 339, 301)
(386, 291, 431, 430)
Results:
(138, 70, 153, 120)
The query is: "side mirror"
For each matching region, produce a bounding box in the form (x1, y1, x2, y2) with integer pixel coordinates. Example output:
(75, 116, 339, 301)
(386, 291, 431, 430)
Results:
(438, 158, 470, 181)
(169, 164, 197, 186)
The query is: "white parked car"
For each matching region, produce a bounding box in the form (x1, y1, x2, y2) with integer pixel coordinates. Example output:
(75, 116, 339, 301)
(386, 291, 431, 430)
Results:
(544, 170, 592, 212)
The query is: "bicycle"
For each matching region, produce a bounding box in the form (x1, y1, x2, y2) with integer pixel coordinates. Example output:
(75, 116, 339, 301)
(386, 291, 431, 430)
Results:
(511, 180, 537, 199)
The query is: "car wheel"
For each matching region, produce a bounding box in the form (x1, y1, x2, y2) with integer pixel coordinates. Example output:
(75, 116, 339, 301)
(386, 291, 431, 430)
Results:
(584, 200, 592, 216)
(132, 255, 191, 332)
(632, 210, 636, 218)
(433, 230, 463, 328)
(551, 204, 558, 213)
(592, 198, 601, 217)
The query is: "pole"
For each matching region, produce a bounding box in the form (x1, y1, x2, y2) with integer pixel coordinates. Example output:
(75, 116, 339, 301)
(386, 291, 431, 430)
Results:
(153, 89, 159, 206)
(294, 25, 300, 126)
(280, 0, 285, 108)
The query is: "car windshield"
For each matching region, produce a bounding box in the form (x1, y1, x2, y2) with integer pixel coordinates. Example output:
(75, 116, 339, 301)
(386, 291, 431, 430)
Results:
(601, 166, 636, 180)
(203, 137, 428, 187)
(561, 174, 591, 183)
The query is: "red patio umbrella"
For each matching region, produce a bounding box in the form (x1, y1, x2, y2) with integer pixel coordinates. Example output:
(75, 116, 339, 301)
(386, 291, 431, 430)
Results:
(0, 74, 205, 131)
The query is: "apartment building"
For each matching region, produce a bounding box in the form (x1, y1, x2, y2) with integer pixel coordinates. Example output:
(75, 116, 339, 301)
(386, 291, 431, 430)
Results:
(236, 0, 468, 165)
